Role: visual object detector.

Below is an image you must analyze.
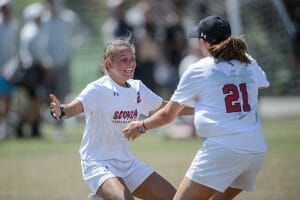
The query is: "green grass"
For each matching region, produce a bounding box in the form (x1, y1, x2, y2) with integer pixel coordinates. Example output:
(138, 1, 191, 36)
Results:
(0, 117, 300, 200)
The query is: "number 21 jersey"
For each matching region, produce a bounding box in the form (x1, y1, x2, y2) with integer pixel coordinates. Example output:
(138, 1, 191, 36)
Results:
(171, 56, 270, 153)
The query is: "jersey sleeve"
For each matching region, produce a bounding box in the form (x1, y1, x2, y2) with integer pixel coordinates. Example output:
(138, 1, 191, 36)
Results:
(253, 61, 270, 88)
(76, 83, 98, 114)
(171, 65, 201, 106)
(140, 82, 163, 116)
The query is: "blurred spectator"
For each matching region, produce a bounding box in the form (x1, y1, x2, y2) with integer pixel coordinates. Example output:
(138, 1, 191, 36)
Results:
(285, 0, 300, 93)
(292, 30, 300, 75)
(126, 1, 160, 92)
(16, 2, 48, 138)
(101, 0, 133, 45)
(0, 0, 17, 140)
(165, 40, 202, 139)
(43, 0, 86, 141)
(178, 40, 202, 77)
(156, 2, 188, 98)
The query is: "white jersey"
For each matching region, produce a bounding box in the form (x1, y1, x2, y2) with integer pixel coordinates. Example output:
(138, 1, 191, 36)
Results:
(171, 56, 270, 153)
(76, 76, 163, 162)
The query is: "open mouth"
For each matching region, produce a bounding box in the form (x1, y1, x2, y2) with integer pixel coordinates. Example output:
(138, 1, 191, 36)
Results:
(124, 68, 134, 74)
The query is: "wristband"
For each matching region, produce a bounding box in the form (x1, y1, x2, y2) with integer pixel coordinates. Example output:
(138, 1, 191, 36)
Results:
(59, 106, 65, 119)
(136, 121, 146, 134)
(50, 106, 65, 120)
(142, 120, 148, 130)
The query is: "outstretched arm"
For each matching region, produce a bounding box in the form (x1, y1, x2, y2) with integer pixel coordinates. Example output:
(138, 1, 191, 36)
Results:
(158, 101, 194, 116)
(49, 94, 84, 120)
(123, 100, 185, 141)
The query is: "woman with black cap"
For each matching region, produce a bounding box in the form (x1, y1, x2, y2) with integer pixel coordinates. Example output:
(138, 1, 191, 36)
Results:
(124, 15, 270, 199)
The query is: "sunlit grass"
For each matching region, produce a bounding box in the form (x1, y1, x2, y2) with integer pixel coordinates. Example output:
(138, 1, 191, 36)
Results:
(0, 117, 299, 200)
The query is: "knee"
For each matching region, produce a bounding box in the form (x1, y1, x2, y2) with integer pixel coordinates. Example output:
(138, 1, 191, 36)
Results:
(150, 186, 176, 200)
(96, 188, 134, 200)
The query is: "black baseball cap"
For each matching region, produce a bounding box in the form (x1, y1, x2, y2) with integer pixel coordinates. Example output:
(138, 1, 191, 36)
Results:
(188, 15, 231, 45)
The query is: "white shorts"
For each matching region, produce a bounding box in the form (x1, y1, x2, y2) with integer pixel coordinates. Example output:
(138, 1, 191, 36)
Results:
(81, 158, 154, 199)
(186, 142, 265, 192)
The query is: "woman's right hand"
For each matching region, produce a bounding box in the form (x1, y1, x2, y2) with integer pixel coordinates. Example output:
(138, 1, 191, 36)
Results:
(49, 94, 62, 120)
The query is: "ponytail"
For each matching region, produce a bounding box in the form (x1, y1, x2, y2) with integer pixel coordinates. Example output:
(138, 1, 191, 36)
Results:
(208, 36, 251, 64)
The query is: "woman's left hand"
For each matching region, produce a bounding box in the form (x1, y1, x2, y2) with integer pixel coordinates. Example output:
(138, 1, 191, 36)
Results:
(123, 121, 145, 141)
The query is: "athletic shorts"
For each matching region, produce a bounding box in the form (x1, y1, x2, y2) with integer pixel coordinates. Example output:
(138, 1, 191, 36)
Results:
(81, 158, 154, 200)
(186, 142, 265, 192)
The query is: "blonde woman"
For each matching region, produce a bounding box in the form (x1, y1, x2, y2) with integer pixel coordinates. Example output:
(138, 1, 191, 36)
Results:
(50, 38, 193, 200)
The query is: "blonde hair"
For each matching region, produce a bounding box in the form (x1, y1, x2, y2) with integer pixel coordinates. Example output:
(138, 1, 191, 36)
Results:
(103, 38, 135, 62)
(208, 36, 251, 64)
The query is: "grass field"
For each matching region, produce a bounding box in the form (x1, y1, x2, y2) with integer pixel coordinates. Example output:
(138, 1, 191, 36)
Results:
(0, 117, 300, 200)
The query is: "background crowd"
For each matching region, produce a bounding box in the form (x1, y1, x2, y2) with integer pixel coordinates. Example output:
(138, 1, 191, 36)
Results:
(1, 0, 299, 141)
(0, 0, 86, 140)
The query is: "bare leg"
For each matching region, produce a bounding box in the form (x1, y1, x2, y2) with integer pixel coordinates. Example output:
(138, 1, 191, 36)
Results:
(212, 187, 242, 200)
(96, 177, 134, 200)
(173, 176, 216, 200)
(133, 172, 176, 200)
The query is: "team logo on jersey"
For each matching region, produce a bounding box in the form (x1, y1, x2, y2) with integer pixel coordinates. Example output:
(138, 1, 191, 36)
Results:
(136, 92, 141, 103)
(112, 109, 138, 123)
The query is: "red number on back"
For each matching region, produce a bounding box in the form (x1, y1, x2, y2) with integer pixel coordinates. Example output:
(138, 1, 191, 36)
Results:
(222, 83, 251, 113)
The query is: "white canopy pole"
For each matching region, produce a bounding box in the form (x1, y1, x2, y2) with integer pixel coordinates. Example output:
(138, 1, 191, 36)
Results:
(225, 0, 242, 36)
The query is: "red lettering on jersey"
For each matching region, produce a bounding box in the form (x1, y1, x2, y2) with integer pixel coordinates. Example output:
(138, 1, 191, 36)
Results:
(112, 109, 138, 120)
(113, 111, 119, 119)
(119, 111, 124, 119)
(134, 110, 137, 118)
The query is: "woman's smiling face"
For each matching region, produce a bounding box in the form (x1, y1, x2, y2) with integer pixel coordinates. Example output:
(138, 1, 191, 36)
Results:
(105, 46, 137, 87)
